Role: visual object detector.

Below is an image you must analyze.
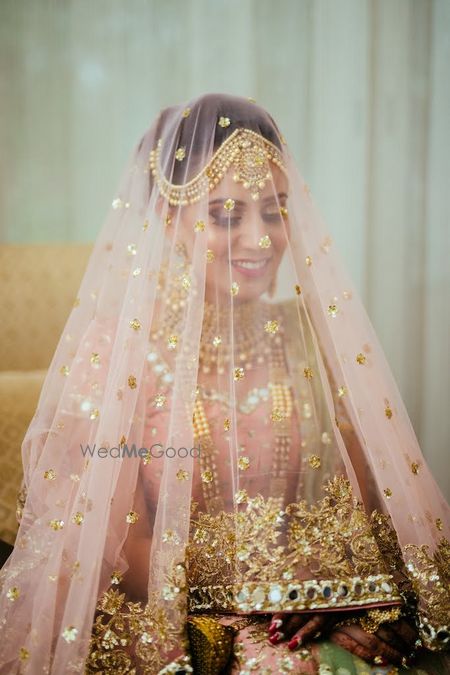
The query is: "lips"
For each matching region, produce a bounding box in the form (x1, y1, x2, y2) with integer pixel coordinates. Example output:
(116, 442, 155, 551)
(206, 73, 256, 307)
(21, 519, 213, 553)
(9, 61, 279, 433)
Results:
(231, 257, 272, 278)
(231, 258, 271, 270)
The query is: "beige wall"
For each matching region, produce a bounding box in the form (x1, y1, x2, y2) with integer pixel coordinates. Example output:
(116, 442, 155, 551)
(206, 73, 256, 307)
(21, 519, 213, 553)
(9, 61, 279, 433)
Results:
(0, 0, 448, 498)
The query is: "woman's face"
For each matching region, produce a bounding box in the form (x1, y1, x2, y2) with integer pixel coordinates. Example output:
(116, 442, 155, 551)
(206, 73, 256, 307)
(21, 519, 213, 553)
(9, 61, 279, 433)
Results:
(163, 164, 290, 303)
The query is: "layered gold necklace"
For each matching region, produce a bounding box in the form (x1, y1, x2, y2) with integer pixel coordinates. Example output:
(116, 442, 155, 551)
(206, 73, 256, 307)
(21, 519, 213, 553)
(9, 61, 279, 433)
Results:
(191, 380, 293, 515)
(190, 301, 294, 514)
(198, 298, 273, 375)
(154, 294, 276, 374)
(149, 288, 295, 515)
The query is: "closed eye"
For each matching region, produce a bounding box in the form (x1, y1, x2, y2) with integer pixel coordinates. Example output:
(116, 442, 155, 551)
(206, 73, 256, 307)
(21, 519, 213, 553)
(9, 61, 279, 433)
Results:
(210, 215, 241, 227)
(209, 200, 287, 227)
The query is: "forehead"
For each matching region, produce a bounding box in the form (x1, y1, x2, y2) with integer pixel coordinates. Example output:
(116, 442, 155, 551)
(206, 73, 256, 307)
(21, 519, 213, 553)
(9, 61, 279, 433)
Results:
(208, 163, 289, 206)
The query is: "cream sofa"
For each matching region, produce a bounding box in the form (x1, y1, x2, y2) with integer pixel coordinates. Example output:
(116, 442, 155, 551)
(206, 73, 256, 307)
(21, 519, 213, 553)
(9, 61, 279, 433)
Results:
(0, 243, 92, 547)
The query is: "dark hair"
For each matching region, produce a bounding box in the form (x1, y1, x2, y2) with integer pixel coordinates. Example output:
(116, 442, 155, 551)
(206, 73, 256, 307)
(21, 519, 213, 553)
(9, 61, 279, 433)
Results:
(156, 92, 284, 188)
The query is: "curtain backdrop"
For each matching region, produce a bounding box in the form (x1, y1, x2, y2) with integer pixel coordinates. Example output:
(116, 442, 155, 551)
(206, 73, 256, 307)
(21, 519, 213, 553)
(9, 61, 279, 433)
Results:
(0, 0, 448, 499)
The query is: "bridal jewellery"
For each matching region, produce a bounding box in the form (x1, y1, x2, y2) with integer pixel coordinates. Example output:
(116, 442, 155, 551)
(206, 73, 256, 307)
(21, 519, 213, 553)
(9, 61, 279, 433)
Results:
(191, 319, 293, 514)
(148, 127, 288, 205)
(148, 294, 293, 515)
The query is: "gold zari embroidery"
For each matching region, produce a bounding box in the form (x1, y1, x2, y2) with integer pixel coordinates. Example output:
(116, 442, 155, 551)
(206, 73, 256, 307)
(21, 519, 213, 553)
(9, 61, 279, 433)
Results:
(370, 510, 450, 650)
(185, 476, 450, 651)
(186, 477, 401, 614)
(85, 587, 190, 674)
(86, 475, 450, 671)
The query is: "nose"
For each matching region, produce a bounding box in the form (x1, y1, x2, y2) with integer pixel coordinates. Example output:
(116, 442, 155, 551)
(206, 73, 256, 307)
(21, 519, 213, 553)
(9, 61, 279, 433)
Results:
(236, 214, 268, 252)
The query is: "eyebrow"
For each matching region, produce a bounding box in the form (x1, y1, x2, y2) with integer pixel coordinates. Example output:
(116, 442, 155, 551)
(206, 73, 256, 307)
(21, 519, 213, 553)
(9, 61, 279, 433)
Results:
(209, 191, 288, 207)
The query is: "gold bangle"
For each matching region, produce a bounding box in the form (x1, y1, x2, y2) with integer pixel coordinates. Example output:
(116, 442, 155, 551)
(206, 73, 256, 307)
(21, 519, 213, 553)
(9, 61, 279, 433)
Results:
(359, 607, 402, 634)
(333, 615, 361, 630)
(333, 607, 402, 634)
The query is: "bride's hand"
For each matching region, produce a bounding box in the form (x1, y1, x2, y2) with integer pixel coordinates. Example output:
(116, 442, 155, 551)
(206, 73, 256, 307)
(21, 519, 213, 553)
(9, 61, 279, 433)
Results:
(268, 611, 339, 650)
(328, 617, 419, 667)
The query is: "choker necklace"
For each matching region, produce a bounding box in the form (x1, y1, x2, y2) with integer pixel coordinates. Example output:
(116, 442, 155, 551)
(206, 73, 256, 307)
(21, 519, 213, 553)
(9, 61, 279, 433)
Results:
(152, 284, 283, 375)
(198, 299, 275, 375)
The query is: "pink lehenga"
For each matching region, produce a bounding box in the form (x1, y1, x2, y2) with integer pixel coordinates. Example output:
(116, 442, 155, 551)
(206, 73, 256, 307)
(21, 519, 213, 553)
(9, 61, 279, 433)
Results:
(0, 93, 448, 675)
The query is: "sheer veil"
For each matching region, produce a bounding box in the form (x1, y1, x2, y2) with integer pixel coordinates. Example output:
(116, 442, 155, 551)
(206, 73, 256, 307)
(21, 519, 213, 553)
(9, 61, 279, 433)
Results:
(0, 92, 448, 673)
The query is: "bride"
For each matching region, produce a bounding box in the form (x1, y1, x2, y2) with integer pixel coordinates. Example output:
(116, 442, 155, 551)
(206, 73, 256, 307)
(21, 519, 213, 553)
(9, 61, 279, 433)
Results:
(0, 93, 448, 674)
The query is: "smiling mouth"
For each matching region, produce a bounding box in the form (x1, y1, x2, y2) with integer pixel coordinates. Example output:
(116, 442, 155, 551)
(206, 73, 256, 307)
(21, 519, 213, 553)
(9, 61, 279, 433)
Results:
(231, 258, 271, 270)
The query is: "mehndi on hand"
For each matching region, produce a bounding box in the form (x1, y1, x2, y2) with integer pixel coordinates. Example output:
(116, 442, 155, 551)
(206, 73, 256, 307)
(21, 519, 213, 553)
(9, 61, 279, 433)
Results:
(328, 606, 420, 667)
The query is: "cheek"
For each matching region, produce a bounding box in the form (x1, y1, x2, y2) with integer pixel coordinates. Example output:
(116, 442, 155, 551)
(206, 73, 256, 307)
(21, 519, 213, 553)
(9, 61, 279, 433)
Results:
(206, 228, 231, 259)
(270, 227, 288, 257)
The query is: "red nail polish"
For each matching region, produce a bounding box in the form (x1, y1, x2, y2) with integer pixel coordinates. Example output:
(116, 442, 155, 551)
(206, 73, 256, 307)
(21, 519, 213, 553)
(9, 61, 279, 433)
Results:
(268, 619, 282, 634)
(288, 636, 302, 650)
(374, 656, 389, 666)
(269, 631, 284, 644)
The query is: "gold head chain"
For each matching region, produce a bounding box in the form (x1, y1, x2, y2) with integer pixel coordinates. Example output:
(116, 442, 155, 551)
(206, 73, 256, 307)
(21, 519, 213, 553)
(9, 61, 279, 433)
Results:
(148, 127, 288, 205)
